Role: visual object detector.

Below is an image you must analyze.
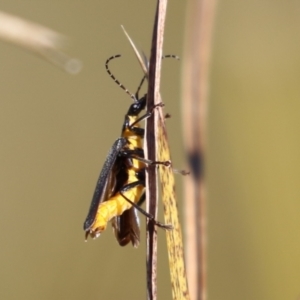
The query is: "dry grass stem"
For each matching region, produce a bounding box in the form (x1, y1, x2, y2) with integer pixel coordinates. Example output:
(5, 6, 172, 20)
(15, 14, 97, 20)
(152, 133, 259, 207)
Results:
(123, 1, 190, 298)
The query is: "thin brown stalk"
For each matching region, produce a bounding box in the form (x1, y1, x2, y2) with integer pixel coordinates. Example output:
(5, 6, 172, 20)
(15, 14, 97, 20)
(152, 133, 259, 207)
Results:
(123, 2, 190, 298)
(144, 1, 167, 299)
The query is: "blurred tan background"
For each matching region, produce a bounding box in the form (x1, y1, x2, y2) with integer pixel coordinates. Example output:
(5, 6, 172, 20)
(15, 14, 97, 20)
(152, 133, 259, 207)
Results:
(0, 1, 299, 300)
(208, 1, 300, 299)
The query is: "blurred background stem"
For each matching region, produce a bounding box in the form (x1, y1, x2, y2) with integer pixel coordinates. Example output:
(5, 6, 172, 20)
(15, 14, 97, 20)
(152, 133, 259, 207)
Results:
(182, 1, 217, 299)
(0, 10, 81, 73)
